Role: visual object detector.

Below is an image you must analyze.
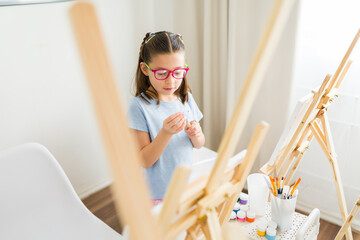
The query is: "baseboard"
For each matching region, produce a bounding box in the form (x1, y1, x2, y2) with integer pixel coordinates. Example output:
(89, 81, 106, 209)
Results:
(78, 179, 113, 199)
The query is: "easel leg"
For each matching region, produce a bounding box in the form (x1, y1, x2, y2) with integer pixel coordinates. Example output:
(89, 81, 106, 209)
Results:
(201, 209, 223, 240)
(201, 219, 212, 239)
(279, 150, 298, 180)
(186, 224, 202, 240)
(216, 201, 226, 216)
(335, 197, 360, 240)
(283, 125, 314, 183)
(310, 117, 352, 239)
(285, 151, 304, 184)
(218, 193, 238, 226)
(321, 114, 353, 240)
(329, 156, 353, 240)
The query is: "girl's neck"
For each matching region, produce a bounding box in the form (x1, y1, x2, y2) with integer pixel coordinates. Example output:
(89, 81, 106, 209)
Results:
(159, 94, 178, 102)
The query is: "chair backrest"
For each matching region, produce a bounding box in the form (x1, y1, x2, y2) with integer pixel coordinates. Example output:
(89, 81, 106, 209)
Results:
(0, 143, 123, 240)
(296, 208, 320, 240)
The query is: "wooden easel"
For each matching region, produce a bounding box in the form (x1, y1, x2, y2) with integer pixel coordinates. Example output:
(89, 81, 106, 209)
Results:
(69, 0, 295, 239)
(260, 29, 360, 240)
(336, 196, 360, 240)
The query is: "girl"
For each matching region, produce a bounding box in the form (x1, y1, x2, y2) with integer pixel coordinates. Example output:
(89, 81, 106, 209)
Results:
(128, 31, 205, 202)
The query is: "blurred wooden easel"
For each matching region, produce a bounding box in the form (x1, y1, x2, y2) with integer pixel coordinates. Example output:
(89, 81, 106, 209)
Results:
(336, 196, 360, 240)
(69, 0, 294, 239)
(260, 28, 360, 240)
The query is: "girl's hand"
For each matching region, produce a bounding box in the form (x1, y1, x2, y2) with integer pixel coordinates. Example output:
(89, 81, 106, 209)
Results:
(185, 120, 202, 138)
(162, 112, 186, 135)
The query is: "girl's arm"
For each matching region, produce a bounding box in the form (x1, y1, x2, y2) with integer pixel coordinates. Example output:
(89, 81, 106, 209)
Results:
(132, 112, 186, 168)
(185, 121, 205, 149)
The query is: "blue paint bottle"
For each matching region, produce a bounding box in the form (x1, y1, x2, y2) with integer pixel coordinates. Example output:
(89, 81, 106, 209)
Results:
(266, 227, 276, 240)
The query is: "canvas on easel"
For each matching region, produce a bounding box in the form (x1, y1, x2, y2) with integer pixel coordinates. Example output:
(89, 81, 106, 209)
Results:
(69, 0, 295, 239)
(260, 28, 360, 240)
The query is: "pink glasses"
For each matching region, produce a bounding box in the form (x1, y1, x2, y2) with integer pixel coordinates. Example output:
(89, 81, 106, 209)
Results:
(144, 62, 189, 80)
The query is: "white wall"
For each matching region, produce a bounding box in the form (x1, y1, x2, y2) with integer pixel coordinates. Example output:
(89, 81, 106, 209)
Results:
(0, 1, 134, 198)
(291, 0, 360, 229)
(0, 0, 204, 198)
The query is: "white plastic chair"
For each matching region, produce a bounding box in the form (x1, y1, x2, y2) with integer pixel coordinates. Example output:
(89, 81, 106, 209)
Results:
(0, 143, 124, 240)
(296, 208, 320, 240)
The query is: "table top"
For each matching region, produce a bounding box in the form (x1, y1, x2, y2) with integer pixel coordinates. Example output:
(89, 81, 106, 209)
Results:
(237, 204, 313, 239)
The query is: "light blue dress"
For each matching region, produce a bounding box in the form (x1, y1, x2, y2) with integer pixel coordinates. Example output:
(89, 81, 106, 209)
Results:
(128, 92, 203, 199)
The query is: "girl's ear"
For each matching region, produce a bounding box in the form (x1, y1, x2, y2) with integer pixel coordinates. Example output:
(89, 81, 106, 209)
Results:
(140, 62, 149, 76)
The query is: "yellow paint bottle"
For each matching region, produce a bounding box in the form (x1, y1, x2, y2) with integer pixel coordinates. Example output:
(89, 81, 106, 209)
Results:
(257, 221, 267, 237)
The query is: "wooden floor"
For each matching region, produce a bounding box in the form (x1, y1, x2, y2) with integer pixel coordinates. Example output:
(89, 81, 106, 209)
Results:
(82, 186, 359, 239)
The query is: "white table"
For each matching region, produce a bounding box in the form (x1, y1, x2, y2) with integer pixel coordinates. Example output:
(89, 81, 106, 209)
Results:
(237, 203, 319, 240)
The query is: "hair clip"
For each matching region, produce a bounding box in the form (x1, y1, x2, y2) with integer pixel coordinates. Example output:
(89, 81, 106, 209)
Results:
(145, 32, 156, 44)
(176, 33, 184, 44)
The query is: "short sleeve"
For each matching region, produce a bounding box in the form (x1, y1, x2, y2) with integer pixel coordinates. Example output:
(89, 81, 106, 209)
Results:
(128, 97, 149, 133)
(188, 93, 203, 122)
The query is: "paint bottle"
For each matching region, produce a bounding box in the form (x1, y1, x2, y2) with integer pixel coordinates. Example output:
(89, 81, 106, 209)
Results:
(239, 204, 249, 212)
(233, 202, 241, 214)
(267, 220, 277, 230)
(237, 210, 246, 222)
(266, 227, 276, 240)
(257, 221, 267, 237)
(246, 210, 255, 222)
(239, 192, 248, 205)
(230, 211, 237, 221)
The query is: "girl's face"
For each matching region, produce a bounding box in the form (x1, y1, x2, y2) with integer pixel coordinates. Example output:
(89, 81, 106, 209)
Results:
(141, 51, 186, 102)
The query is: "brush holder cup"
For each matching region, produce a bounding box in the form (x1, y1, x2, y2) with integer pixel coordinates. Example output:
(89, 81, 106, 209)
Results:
(270, 190, 298, 232)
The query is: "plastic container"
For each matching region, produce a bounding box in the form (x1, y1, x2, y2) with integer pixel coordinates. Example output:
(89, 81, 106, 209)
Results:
(233, 202, 241, 214)
(271, 189, 298, 231)
(239, 204, 249, 212)
(246, 210, 255, 222)
(230, 211, 237, 220)
(247, 173, 269, 216)
(236, 210, 246, 222)
(239, 192, 248, 205)
(266, 227, 276, 240)
(267, 220, 277, 230)
(257, 221, 267, 236)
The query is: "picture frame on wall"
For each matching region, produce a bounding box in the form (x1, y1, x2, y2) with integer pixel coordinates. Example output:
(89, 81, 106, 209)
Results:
(0, 0, 70, 6)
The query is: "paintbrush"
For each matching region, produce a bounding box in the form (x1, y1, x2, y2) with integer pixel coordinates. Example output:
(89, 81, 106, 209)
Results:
(186, 119, 192, 129)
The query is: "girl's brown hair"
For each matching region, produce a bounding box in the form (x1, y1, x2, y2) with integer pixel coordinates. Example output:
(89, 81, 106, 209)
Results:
(135, 31, 191, 104)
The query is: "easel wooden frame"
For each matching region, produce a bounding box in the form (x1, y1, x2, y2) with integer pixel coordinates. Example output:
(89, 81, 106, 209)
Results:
(69, 0, 295, 239)
(260, 29, 360, 240)
(335, 196, 360, 240)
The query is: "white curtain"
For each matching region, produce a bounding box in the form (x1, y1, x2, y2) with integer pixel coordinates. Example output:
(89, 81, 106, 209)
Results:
(202, 0, 229, 150)
(201, 0, 300, 171)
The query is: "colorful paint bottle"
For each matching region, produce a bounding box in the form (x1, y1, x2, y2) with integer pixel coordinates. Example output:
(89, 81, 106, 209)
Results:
(246, 210, 255, 222)
(239, 204, 249, 212)
(266, 227, 276, 240)
(267, 220, 277, 230)
(233, 202, 241, 214)
(237, 210, 246, 222)
(230, 211, 237, 221)
(239, 192, 248, 205)
(257, 221, 267, 237)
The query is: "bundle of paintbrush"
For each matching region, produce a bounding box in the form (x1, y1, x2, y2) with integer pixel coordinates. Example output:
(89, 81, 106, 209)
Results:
(264, 175, 301, 199)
